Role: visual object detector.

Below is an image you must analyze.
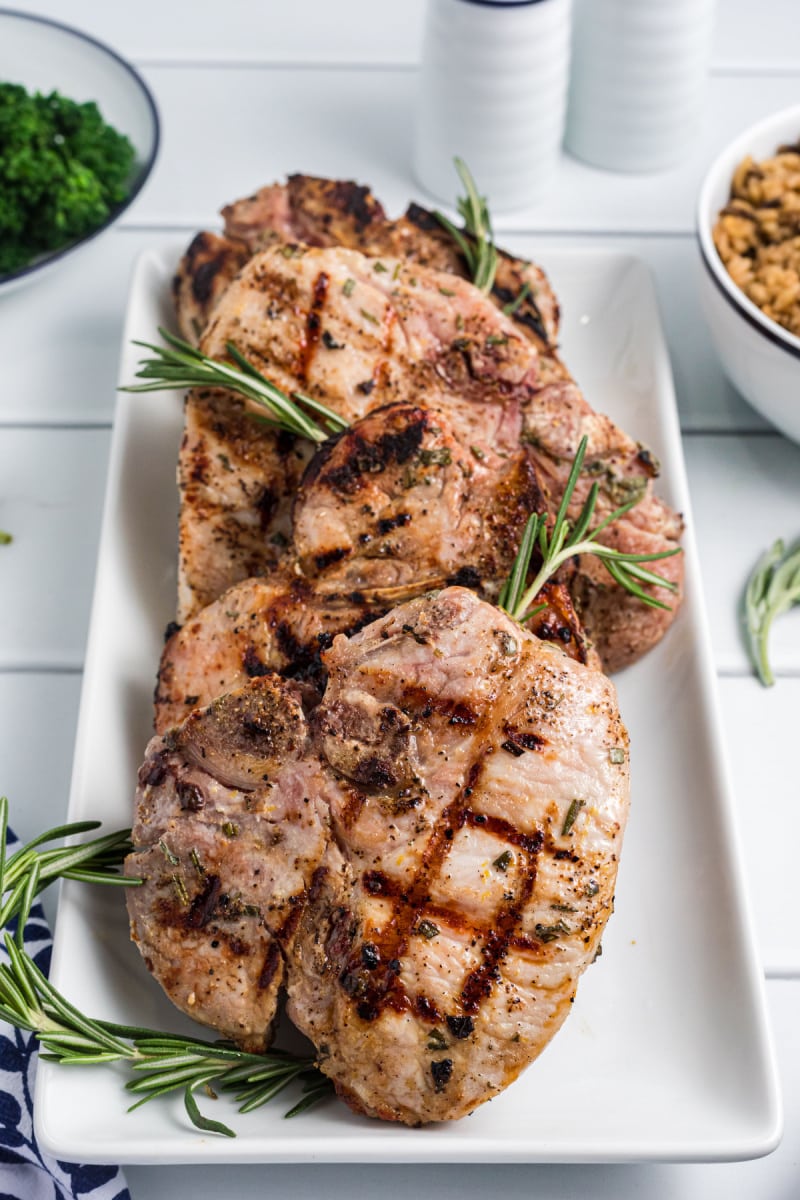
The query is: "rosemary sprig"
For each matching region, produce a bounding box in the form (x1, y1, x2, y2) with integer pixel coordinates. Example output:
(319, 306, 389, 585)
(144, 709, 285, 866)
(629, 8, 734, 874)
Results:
(0, 799, 331, 1136)
(743, 537, 800, 686)
(498, 436, 680, 623)
(434, 158, 498, 294)
(0, 797, 136, 934)
(121, 326, 348, 443)
(0, 935, 324, 1138)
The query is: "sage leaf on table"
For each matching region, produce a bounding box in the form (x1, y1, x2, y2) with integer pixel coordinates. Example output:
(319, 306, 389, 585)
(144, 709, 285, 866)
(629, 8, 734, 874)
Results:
(744, 538, 800, 687)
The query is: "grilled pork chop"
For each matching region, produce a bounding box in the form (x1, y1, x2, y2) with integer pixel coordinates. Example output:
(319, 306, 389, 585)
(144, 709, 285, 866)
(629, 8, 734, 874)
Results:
(155, 569, 592, 736)
(174, 174, 563, 370)
(176, 240, 682, 669)
(128, 587, 629, 1123)
(176, 241, 540, 624)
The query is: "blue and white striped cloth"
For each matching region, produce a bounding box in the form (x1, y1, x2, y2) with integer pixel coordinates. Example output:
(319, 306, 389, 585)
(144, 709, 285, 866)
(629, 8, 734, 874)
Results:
(0, 831, 129, 1200)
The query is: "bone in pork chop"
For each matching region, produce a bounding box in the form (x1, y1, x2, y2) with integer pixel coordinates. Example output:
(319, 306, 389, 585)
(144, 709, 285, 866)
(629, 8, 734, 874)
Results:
(129, 587, 629, 1123)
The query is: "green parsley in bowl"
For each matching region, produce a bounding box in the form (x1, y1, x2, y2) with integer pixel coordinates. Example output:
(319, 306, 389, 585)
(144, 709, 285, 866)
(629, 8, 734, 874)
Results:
(0, 9, 159, 291)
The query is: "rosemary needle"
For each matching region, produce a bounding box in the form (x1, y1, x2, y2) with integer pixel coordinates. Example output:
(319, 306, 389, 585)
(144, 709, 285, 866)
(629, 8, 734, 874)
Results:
(498, 435, 681, 624)
(743, 537, 800, 686)
(434, 158, 498, 295)
(121, 326, 348, 443)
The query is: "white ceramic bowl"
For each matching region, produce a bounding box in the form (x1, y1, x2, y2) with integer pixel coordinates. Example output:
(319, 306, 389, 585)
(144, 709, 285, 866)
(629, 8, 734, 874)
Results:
(697, 104, 800, 443)
(0, 8, 159, 293)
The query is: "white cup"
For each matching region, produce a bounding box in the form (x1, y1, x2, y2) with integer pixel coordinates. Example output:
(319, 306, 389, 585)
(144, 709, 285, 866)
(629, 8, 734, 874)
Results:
(413, 0, 573, 212)
(565, 0, 717, 173)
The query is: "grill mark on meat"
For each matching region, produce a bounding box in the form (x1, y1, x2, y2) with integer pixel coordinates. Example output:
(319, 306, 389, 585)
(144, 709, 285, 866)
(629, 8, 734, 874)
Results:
(192, 255, 227, 304)
(460, 832, 543, 1014)
(177, 781, 204, 811)
(186, 874, 221, 929)
(491, 282, 549, 346)
(339, 757, 547, 1025)
(314, 546, 351, 571)
(340, 759, 490, 1023)
(500, 727, 547, 754)
(392, 683, 479, 730)
(462, 811, 544, 855)
(323, 416, 427, 496)
(258, 941, 282, 990)
(445, 565, 482, 590)
(255, 486, 278, 529)
(243, 645, 270, 678)
(298, 270, 330, 381)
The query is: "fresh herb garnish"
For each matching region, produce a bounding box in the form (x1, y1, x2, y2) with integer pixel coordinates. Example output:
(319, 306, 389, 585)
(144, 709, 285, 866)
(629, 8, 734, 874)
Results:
(561, 798, 585, 837)
(434, 158, 498, 294)
(122, 327, 348, 444)
(744, 537, 800, 686)
(502, 282, 531, 317)
(498, 435, 680, 623)
(0, 799, 330, 1137)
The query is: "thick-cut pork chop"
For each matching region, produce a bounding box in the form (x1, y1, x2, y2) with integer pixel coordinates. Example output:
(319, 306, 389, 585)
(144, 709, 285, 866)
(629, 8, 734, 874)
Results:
(128, 587, 629, 1123)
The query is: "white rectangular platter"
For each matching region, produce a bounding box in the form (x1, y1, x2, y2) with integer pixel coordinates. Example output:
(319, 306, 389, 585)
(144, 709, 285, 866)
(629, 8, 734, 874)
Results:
(35, 245, 781, 1164)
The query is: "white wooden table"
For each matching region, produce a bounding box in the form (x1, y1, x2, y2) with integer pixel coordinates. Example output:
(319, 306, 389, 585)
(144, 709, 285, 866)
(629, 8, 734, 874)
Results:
(2, 2, 799, 1195)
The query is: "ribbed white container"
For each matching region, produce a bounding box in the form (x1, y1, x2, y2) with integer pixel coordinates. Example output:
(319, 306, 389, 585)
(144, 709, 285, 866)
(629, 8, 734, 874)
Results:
(565, 0, 716, 172)
(413, 0, 572, 212)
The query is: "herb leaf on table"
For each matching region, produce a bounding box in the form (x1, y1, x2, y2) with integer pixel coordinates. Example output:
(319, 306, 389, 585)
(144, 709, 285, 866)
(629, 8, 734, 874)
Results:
(744, 537, 800, 686)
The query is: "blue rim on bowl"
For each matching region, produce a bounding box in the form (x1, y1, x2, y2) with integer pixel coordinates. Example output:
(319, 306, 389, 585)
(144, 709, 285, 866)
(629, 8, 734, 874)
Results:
(0, 7, 160, 286)
(696, 103, 800, 363)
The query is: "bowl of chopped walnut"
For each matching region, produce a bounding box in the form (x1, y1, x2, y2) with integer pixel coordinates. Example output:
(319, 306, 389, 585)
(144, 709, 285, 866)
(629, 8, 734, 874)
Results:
(697, 104, 800, 444)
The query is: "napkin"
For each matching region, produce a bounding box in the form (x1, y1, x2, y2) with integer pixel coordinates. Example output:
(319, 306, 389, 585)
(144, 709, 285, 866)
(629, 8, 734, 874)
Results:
(0, 830, 130, 1200)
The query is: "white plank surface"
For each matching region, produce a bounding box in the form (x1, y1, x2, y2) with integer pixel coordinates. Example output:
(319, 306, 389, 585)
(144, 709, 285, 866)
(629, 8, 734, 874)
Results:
(685, 434, 800, 676)
(0, 429, 110, 668)
(0, 231, 178, 425)
(718, 679, 800, 977)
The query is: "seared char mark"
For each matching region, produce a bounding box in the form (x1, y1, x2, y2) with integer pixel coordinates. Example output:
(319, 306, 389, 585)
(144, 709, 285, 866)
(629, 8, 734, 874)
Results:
(177, 781, 204, 811)
(336, 760, 488, 1023)
(501, 727, 547, 754)
(460, 846, 540, 1015)
(492, 282, 549, 346)
(323, 416, 427, 497)
(446, 565, 482, 589)
(258, 942, 282, 991)
(299, 270, 330, 381)
(243, 645, 270, 678)
(255, 486, 278, 529)
(186, 874, 221, 929)
(314, 546, 350, 571)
